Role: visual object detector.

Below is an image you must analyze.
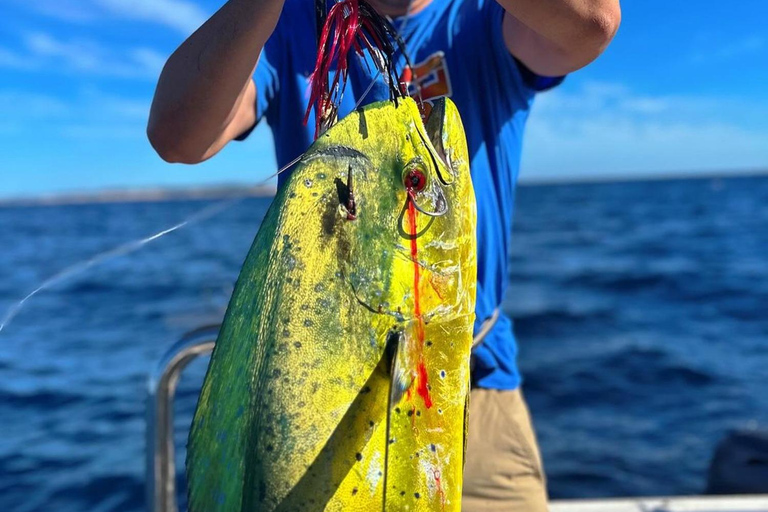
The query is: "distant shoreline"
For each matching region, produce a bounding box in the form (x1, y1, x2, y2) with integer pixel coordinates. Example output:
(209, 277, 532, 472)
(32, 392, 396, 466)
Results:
(518, 167, 768, 186)
(0, 185, 277, 208)
(1, 169, 766, 207)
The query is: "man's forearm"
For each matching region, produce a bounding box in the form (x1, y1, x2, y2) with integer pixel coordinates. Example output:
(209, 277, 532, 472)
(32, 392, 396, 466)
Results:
(148, 0, 284, 163)
(499, 0, 621, 75)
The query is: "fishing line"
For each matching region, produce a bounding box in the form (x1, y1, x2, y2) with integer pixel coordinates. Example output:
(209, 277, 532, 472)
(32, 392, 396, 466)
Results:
(0, 1, 417, 335)
(0, 200, 237, 334)
(353, 1, 422, 111)
(0, 155, 303, 335)
(353, 74, 381, 110)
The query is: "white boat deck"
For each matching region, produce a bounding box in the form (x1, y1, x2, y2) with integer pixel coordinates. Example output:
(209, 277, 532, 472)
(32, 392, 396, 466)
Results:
(551, 495, 768, 512)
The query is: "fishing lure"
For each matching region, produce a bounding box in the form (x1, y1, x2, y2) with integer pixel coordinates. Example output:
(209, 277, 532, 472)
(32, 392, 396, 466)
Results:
(305, 0, 415, 137)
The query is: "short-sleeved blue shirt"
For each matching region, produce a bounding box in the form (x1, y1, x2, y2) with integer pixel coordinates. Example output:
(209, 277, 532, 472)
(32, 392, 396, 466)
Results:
(247, 0, 563, 390)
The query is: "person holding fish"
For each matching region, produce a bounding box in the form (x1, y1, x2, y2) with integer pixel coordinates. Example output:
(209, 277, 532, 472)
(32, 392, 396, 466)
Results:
(149, 0, 620, 510)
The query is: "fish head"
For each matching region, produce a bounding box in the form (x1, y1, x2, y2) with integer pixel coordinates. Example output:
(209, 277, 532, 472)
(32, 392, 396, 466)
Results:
(294, 96, 476, 332)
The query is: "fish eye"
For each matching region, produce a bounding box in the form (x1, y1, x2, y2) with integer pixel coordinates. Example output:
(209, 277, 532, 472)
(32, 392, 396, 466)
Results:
(403, 168, 427, 192)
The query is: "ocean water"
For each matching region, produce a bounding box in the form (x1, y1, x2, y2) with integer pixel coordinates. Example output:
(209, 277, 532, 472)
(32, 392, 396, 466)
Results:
(1, 176, 766, 511)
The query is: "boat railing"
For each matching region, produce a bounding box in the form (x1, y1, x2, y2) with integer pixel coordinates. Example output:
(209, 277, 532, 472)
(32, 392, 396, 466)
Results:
(145, 325, 768, 512)
(146, 324, 219, 512)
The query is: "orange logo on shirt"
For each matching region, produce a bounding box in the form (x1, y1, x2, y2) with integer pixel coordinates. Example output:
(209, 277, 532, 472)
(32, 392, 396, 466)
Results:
(400, 51, 452, 102)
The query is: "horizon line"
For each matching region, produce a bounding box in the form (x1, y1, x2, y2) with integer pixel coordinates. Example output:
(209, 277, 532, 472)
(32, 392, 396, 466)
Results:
(2, 167, 767, 207)
(518, 167, 768, 186)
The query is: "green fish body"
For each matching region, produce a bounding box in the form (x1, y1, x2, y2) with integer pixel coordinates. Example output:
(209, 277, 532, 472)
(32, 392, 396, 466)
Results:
(187, 97, 477, 511)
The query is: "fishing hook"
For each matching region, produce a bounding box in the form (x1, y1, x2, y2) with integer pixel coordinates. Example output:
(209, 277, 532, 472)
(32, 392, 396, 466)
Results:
(408, 190, 448, 217)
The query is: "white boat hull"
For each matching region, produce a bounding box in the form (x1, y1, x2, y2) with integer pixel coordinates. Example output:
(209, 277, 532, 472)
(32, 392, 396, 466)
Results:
(551, 495, 768, 512)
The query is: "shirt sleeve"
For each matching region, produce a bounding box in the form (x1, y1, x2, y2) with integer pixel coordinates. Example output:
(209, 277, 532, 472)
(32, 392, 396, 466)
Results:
(484, 0, 565, 93)
(234, 20, 283, 141)
(513, 56, 565, 91)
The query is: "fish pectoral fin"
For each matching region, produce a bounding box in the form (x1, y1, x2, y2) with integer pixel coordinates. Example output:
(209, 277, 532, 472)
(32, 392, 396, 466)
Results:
(463, 379, 470, 472)
(385, 330, 412, 406)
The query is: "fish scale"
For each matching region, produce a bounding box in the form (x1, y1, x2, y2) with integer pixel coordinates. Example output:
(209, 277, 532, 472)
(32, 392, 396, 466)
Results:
(187, 97, 476, 511)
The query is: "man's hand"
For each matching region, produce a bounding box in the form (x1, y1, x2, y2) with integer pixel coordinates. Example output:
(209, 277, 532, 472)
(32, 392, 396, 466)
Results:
(147, 0, 284, 164)
(499, 0, 621, 76)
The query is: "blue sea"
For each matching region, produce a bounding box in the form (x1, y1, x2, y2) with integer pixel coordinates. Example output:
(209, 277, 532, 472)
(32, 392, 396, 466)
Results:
(1, 176, 767, 511)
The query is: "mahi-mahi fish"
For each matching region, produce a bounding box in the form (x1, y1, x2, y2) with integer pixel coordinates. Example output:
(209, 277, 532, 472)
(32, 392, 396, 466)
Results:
(187, 96, 477, 511)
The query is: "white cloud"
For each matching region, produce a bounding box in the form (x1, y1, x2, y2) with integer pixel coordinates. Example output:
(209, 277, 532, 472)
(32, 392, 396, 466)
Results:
(8, 0, 207, 35)
(92, 0, 206, 34)
(25, 32, 104, 71)
(0, 90, 73, 118)
(692, 35, 765, 63)
(0, 47, 34, 69)
(0, 87, 150, 140)
(529, 81, 768, 122)
(521, 81, 768, 181)
(60, 123, 146, 140)
(7, 0, 99, 23)
(129, 48, 168, 76)
(715, 35, 764, 59)
(81, 89, 151, 121)
(0, 32, 163, 80)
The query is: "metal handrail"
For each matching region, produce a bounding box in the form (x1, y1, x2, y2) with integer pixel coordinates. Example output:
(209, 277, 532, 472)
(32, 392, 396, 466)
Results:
(144, 314, 496, 512)
(146, 324, 220, 512)
(143, 324, 768, 512)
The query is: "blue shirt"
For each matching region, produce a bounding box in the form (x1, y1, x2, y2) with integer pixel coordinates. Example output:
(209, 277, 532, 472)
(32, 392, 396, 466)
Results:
(246, 0, 563, 390)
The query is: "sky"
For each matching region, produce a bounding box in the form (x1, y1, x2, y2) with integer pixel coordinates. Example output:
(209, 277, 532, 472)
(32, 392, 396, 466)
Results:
(1, 0, 767, 198)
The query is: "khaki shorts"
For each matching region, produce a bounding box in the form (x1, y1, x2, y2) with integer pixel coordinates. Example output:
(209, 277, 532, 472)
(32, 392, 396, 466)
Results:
(462, 388, 549, 512)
